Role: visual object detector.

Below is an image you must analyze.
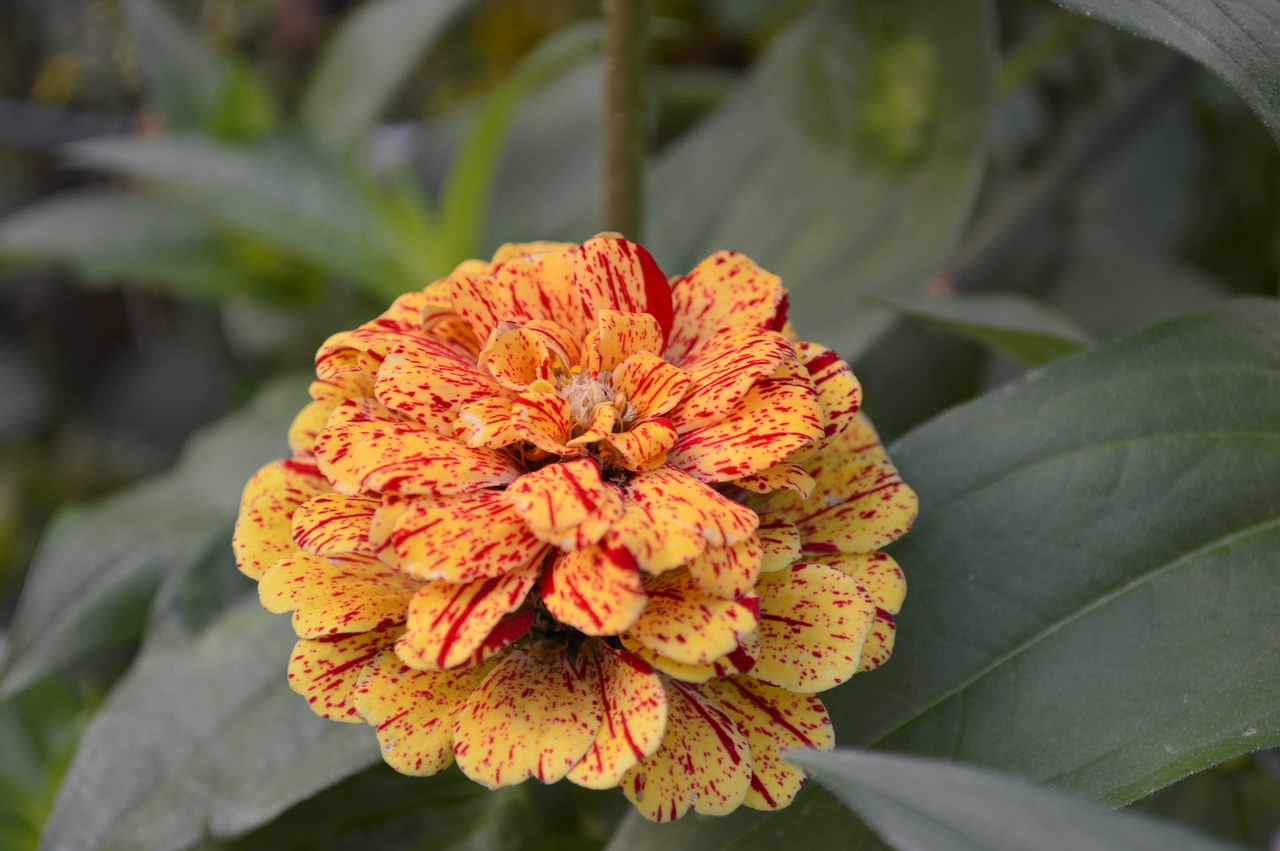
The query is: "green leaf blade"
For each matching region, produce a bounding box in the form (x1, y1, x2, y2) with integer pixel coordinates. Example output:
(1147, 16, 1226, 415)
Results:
(123, 0, 226, 130)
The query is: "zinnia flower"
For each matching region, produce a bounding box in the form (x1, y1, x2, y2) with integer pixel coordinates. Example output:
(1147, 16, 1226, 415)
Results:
(233, 235, 917, 821)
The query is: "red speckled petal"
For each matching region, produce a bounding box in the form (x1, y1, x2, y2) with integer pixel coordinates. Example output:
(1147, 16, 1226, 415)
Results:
(607, 498, 705, 576)
(667, 358, 824, 483)
(354, 648, 494, 776)
(605, 418, 678, 472)
(315, 421, 519, 496)
(453, 397, 519, 449)
(453, 646, 604, 788)
(702, 676, 833, 811)
(770, 453, 918, 554)
(396, 560, 538, 671)
(625, 570, 758, 666)
(324, 395, 403, 428)
(685, 535, 763, 600)
(731, 462, 815, 498)
(757, 514, 802, 573)
(620, 679, 751, 822)
(517, 319, 580, 369)
(567, 645, 668, 789)
(479, 326, 553, 391)
(583, 310, 664, 374)
(814, 551, 907, 613)
(490, 240, 576, 265)
(259, 551, 420, 638)
(542, 545, 648, 636)
(287, 401, 330, 460)
(492, 245, 585, 343)
(665, 250, 787, 366)
(234, 460, 329, 580)
(795, 341, 861, 440)
(666, 327, 792, 432)
(390, 490, 548, 582)
(611, 352, 690, 418)
(796, 410, 887, 465)
(239, 458, 327, 512)
(574, 236, 673, 344)
(290, 493, 378, 556)
(753, 562, 876, 693)
(505, 458, 624, 550)
(510, 391, 578, 455)
(566, 403, 619, 448)
(375, 344, 509, 434)
(447, 272, 510, 345)
(314, 290, 435, 377)
(620, 632, 758, 684)
(288, 626, 401, 723)
(627, 467, 759, 549)
(309, 371, 373, 406)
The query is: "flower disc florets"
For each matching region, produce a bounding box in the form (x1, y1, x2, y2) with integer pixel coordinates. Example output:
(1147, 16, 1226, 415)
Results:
(233, 235, 918, 821)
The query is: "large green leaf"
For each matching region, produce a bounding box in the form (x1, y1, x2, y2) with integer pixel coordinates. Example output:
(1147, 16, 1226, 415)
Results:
(300, 0, 470, 155)
(1047, 0, 1280, 145)
(645, 0, 996, 356)
(792, 748, 1244, 851)
(0, 379, 304, 701)
(66, 136, 408, 299)
(41, 596, 377, 851)
(122, 0, 226, 130)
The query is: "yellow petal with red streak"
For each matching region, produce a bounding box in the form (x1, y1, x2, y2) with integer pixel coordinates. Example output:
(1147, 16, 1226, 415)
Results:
(605, 418, 678, 472)
(771, 454, 918, 555)
(447, 272, 510, 345)
(756, 514, 801, 573)
(492, 245, 586, 343)
(731, 462, 815, 498)
(453, 647, 604, 788)
(542, 545, 647, 636)
(627, 467, 759, 549)
(375, 343, 509, 433)
(620, 633, 757, 684)
(315, 421, 519, 496)
(583, 310, 663, 374)
(234, 460, 329, 580)
(287, 401, 330, 460)
(665, 250, 787, 366)
(567, 645, 667, 789)
(505, 458, 624, 550)
(453, 397, 519, 448)
(309, 371, 373, 407)
(396, 561, 538, 671)
(510, 391, 577, 455)
(667, 358, 823, 483)
(354, 649, 493, 776)
(239, 458, 327, 511)
(390, 490, 547, 582)
(666, 327, 793, 432)
(607, 499, 704, 576)
(625, 570, 758, 666)
(566, 403, 618, 448)
(795, 410, 888, 465)
(290, 493, 378, 556)
(479, 325, 553, 390)
(324, 395, 402, 429)
(702, 676, 833, 811)
(620, 679, 750, 822)
(685, 535, 763, 599)
(795, 341, 861, 440)
(753, 562, 876, 693)
(612, 351, 690, 417)
(259, 551, 419, 638)
(491, 240, 575, 265)
(816, 550, 907, 613)
(288, 626, 401, 722)
(574, 236, 674, 344)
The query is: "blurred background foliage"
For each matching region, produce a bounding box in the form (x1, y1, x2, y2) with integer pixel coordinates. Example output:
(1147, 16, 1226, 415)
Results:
(0, 0, 1276, 849)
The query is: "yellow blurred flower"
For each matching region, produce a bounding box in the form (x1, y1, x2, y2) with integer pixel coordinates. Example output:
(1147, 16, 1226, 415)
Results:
(233, 235, 917, 821)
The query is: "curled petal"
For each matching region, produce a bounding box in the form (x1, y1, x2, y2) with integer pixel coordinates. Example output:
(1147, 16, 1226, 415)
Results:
(376, 344, 509, 433)
(731, 462, 815, 498)
(315, 421, 519, 496)
(625, 570, 758, 666)
(611, 351, 691, 418)
(453, 397, 519, 448)
(291, 493, 379, 556)
(492, 245, 585, 342)
(771, 454, 918, 554)
(447, 272, 510, 346)
(620, 680, 751, 822)
(702, 676, 834, 811)
(479, 326, 553, 390)
(666, 327, 793, 432)
(391, 490, 547, 582)
(606, 418, 678, 472)
(396, 561, 539, 671)
(354, 649, 494, 776)
(542, 545, 648, 636)
(567, 645, 668, 789)
(753, 563, 876, 693)
(309, 371, 373, 406)
(325, 395, 402, 428)
(234, 461, 328, 580)
(288, 626, 401, 723)
(566, 403, 619, 448)
(505, 458, 624, 550)
(454, 647, 604, 788)
(665, 250, 787, 366)
(608, 498, 705, 576)
(510, 392, 577, 455)
(518, 319, 580, 369)
(259, 552, 420, 638)
(858, 608, 897, 672)
(574, 236, 674, 345)
(620, 633, 757, 684)
(583, 310, 664, 374)
(795, 341, 861, 440)
(685, 535, 763, 600)
(620, 467, 760, 555)
(315, 290, 433, 377)
(757, 514, 802, 573)
(667, 358, 824, 483)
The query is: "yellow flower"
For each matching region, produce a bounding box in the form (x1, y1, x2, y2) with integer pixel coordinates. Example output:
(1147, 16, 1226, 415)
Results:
(233, 235, 918, 821)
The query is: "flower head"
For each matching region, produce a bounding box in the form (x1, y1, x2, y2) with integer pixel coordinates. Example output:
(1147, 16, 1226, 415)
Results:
(233, 235, 917, 821)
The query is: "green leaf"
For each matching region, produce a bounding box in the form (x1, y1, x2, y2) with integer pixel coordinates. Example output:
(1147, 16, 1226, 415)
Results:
(41, 596, 378, 851)
(1046, 0, 1280, 145)
(0, 378, 305, 701)
(300, 0, 470, 155)
(66, 136, 408, 299)
(875, 292, 1094, 365)
(645, 0, 996, 356)
(791, 748, 1246, 851)
(205, 61, 280, 142)
(122, 0, 227, 130)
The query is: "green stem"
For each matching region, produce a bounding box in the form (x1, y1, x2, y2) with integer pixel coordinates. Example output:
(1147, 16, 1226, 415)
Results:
(603, 0, 646, 240)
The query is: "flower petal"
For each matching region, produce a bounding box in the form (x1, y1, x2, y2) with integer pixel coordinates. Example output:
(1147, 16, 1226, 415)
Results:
(795, 341, 861, 440)
(390, 490, 548, 582)
(625, 570, 758, 666)
(619, 467, 760, 554)
(505, 458, 624, 550)
(447, 272, 511, 345)
(259, 552, 420, 638)
(234, 461, 329, 580)
(566, 402, 619, 448)
(666, 327, 793, 432)
(453, 397, 519, 449)
(817, 551, 907, 613)
(574, 236, 674, 345)
(583, 310, 664, 374)
(611, 351, 691, 418)
(315, 421, 520, 496)
(702, 676, 833, 811)
(753, 562, 876, 693)
(492, 245, 585, 342)
(239, 458, 326, 512)
(757, 514, 802, 573)
(354, 648, 494, 776)
(620, 633, 757, 684)
(287, 401, 330, 460)
(290, 493, 378, 556)
(375, 343, 510, 434)
(605, 418, 678, 472)
(396, 561, 538, 671)
(325, 395, 402, 428)
(771, 454, 918, 554)
(567, 645, 668, 789)
(731, 462, 815, 498)
(542, 545, 648, 636)
(685, 535, 763, 600)
(479, 325, 553, 390)
(453, 647, 604, 788)
(288, 626, 401, 722)
(665, 250, 787, 366)
(510, 391, 577, 455)
(667, 358, 824, 483)
(620, 679, 750, 822)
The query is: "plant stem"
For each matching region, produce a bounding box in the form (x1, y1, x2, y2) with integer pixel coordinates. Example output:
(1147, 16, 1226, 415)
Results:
(603, 0, 646, 240)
